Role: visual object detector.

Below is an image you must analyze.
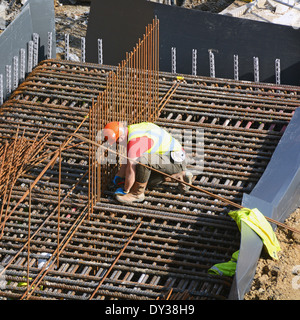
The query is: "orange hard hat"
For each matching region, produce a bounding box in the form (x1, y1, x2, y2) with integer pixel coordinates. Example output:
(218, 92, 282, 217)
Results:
(103, 121, 123, 145)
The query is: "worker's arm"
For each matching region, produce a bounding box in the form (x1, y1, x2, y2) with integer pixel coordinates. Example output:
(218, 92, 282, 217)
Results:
(124, 159, 136, 193)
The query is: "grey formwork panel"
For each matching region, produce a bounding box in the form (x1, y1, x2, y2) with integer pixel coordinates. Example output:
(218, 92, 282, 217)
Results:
(0, 5, 33, 101)
(27, 0, 56, 61)
(0, 0, 56, 101)
(229, 107, 300, 299)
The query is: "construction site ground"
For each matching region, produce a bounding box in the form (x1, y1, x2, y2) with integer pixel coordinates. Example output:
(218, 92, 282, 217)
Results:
(245, 209, 300, 300)
(54, 1, 300, 301)
(0, 0, 299, 300)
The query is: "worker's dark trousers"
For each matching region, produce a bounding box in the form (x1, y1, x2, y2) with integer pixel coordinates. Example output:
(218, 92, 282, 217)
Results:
(135, 153, 186, 184)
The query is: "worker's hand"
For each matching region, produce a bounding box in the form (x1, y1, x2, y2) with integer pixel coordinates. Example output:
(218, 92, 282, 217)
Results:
(114, 187, 127, 195)
(113, 175, 125, 186)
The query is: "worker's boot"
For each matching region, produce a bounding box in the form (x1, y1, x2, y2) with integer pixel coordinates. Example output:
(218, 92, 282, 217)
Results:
(115, 181, 147, 204)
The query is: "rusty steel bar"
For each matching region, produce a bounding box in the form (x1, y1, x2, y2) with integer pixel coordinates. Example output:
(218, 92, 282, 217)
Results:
(0, 169, 89, 279)
(0, 113, 89, 233)
(27, 183, 31, 295)
(74, 133, 300, 235)
(89, 221, 143, 300)
(157, 81, 181, 116)
(90, 17, 160, 203)
(21, 204, 90, 300)
(57, 144, 61, 269)
(0, 53, 299, 301)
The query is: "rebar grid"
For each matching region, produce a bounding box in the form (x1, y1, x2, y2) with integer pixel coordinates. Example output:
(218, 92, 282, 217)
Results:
(0, 129, 51, 238)
(0, 58, 299, 300)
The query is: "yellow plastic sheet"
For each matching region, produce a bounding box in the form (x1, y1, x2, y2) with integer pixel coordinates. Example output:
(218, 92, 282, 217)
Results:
(229, 208, 281, 260)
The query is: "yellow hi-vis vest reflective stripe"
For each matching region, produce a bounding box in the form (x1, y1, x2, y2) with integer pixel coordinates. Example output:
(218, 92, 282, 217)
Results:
(208, 250, 239, 277)
(127, 122, 182, 155)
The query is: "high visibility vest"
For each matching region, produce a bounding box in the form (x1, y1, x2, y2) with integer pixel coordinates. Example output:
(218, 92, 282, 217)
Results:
(208, 250, 239, 277)
(127, 122, 182, 155)
(229, 208, 281, 260)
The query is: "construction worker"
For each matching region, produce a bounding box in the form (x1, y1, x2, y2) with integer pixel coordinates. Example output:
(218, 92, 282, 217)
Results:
(103, 121, 193, 204)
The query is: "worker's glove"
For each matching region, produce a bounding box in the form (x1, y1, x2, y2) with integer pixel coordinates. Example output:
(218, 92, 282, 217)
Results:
(114, 187, 128, 195)
(113, 175, 125, 186)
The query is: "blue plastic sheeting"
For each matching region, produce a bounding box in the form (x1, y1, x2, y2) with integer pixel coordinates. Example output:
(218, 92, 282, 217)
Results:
(229, 107, 300, 300)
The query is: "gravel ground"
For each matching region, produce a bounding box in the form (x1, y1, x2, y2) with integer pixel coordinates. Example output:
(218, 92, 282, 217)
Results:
(182, 0, 235, 12)
(244, 209, 300, 300)
(55, 0, 90, 60)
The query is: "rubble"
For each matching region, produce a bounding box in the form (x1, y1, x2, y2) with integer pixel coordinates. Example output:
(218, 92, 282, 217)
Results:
(221, 0, 300, 28)
(0, 0, 22, 32)
(54, 2, 90, 59)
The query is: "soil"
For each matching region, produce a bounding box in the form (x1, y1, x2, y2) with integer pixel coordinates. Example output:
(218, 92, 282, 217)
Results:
(244, 208, 300, 300)
(182, 0, 235, 12)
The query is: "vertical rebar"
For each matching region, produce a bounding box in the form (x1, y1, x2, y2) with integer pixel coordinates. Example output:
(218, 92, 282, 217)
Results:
(57, 144, 61, 268)
(97, 96, 101, 202)
(0, 74, 3, 105)
(91, 104, 94, 210)
(92, 103, 95, 209)
(146, 24, 150, 120)
(88, 106, 91, 219)
(27, 183, 31, 295)
(133, 47, 137, 124)
(92, 18, 160, 198)
(156, 17, 160, 119)
(138, 38, 141, 122)
(129, 52, 133, 124)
